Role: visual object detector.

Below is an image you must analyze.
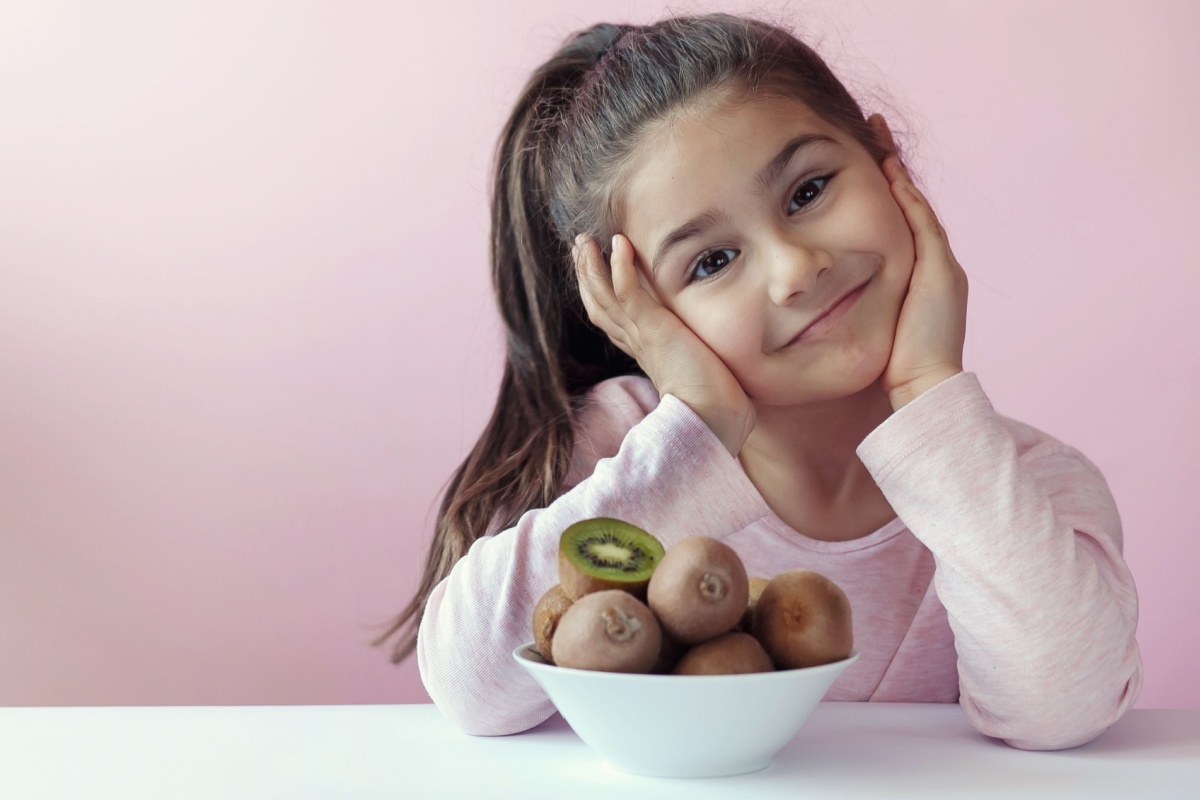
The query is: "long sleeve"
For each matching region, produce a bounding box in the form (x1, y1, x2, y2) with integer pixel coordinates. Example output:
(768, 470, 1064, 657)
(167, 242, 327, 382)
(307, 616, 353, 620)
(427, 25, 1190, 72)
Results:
(417, 384, 770, 736)
(856, 371, 1142, 750)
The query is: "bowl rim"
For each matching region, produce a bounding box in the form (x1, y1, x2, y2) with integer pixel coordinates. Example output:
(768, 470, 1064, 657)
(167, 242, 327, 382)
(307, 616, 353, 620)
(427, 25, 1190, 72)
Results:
(512, 641, 860, 681)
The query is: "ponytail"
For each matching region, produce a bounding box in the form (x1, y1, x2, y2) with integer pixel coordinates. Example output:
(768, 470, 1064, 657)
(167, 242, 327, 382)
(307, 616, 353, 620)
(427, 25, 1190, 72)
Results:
(374, 24, 639, 664)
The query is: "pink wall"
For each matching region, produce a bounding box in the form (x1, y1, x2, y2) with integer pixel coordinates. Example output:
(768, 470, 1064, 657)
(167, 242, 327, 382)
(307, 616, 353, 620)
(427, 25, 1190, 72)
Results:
(0, 1, 1195, 708)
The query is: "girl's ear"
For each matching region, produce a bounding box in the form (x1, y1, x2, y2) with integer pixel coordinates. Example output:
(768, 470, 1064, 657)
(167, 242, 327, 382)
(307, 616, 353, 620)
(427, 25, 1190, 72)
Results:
(867, 113, 899, 159)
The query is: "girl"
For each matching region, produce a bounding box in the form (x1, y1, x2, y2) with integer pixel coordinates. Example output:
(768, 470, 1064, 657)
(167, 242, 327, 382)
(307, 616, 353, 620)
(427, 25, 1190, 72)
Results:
(377, 13, 1142, 750)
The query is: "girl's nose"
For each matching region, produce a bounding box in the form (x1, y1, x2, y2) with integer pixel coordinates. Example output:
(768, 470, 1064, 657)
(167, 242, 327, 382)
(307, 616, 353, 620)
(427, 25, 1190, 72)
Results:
(766, 240, 832, 306)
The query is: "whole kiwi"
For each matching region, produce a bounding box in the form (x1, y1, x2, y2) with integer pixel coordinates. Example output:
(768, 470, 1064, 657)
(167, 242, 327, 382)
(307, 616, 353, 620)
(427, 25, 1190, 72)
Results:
(531, 584, 573, 663)
(647, 536, 749, 644)
(551, 589, 662, 673)
(672, 632, 774, 675)
(753, 569, 853, 669)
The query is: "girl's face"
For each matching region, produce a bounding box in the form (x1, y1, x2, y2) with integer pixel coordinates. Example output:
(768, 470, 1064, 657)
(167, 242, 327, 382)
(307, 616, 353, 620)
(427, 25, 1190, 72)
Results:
(617, 93, 915, 408)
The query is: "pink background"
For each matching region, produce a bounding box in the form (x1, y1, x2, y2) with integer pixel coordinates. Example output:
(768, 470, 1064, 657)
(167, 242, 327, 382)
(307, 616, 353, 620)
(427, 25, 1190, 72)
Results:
(1, 1, 1196, 708)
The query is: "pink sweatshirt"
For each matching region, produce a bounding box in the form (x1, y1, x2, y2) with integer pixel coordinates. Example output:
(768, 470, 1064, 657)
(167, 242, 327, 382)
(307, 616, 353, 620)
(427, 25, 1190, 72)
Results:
(417, 372, 1142, 750)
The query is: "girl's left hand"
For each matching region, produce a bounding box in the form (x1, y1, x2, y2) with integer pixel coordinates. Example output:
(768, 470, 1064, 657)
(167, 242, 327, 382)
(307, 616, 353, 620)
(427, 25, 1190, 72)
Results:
(874, 122, 969, 410)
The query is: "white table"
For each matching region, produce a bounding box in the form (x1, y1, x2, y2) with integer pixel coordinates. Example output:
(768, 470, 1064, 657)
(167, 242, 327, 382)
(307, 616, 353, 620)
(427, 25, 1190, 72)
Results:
(0, 703, 1195, 798)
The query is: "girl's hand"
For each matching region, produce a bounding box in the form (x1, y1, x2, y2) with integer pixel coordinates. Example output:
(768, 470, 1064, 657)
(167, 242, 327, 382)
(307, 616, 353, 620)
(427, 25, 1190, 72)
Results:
(876, 134, 969, 410)
(573, 232, 756, 456)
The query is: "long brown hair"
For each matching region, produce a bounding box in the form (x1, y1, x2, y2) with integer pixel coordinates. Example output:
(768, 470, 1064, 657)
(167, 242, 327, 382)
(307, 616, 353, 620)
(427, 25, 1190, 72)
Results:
(375, 13, 901, 663)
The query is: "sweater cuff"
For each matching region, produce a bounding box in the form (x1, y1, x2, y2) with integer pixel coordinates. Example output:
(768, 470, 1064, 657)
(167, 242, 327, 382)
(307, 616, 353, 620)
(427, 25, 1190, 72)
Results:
(856, 371, 992, 484)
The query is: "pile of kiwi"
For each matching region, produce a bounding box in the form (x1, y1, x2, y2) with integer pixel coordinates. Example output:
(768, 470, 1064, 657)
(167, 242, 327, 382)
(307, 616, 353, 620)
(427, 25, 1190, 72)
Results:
(531, 517, 854, 675)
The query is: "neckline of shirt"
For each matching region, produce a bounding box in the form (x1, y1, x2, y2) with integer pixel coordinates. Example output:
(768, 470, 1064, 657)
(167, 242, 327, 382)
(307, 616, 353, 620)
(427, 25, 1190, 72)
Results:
(759, 513, 908, 554)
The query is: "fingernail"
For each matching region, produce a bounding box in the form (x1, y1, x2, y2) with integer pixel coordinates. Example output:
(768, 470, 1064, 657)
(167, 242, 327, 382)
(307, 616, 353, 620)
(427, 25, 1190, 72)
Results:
(575, 232, 588, 246)
(611, 234, 620, 251)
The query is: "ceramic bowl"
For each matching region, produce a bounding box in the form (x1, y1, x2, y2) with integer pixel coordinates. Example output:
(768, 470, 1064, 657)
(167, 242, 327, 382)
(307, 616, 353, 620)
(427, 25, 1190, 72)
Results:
(513, 642, 858, 778)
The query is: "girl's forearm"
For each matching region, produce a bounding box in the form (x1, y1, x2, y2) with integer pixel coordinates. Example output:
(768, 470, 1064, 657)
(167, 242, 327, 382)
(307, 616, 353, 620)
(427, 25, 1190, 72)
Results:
(858, 371, 1142, 750)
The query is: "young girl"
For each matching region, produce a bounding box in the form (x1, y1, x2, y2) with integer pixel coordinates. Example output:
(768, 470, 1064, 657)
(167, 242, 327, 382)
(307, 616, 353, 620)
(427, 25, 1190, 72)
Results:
(377, 13, 1142, 750)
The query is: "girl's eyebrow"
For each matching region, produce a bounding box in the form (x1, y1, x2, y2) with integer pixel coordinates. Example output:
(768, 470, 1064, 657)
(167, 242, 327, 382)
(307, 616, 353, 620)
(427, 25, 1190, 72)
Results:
(649, 132, 840, 277)
(756, 132, 839, 190)
(650, 207, 731, 278)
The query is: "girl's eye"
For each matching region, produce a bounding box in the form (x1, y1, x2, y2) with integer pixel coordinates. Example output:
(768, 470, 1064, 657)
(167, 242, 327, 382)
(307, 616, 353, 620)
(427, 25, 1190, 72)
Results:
(788, 173, 835, 214)
(689, 248, 738, 282)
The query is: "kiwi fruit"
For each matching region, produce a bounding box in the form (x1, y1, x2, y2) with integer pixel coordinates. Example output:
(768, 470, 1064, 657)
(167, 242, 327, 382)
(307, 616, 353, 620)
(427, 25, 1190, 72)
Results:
(558, 517, 665, 601)
(737, 576, 771, 633)
(551, 589, 662, 673)
(672, 632, 775, 676)
(647, 536, 749, 644)
(651, 630, 689, 674)
(753, 569, 853, 669)
(531, 584, 573, 663)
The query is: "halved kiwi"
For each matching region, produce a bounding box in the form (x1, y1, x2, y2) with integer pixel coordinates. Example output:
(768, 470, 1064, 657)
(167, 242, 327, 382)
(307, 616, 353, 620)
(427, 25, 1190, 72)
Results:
(558, 517, 665, 601)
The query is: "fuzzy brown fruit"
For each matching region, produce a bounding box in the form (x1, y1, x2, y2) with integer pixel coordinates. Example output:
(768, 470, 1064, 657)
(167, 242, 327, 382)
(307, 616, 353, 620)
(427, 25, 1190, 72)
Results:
(753, 569, 853, 669)
(647, 536, 749, 644)
(737, 576, 771, 633)
(531, 584, 573, 663)
(672, 632, 774, 675)
(551, 589, 662, 673)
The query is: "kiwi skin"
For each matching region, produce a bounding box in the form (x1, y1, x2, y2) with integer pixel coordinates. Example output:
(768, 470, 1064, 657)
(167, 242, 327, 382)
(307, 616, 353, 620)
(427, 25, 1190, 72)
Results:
(647, 536, 749, 644)
(736, 576, 771, 633)
(531, 584, 574, 664)
(551, 589, 662, 673)
(651, 630, 689, 675)
(672, 632, 775, 676)
(753, 569, 853, 669)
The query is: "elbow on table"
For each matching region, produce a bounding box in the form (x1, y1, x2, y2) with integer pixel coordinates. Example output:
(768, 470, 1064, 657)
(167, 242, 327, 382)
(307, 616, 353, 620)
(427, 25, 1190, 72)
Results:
(426, 683, 558, 737)
(981, 682, 1139, 751)
(418, 637, 557, 737)
(1001, 720, 1111, 751)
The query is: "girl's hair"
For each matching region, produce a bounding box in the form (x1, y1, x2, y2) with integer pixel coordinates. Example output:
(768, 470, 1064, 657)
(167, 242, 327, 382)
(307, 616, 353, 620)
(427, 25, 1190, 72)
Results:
(375, 12, 899, 663)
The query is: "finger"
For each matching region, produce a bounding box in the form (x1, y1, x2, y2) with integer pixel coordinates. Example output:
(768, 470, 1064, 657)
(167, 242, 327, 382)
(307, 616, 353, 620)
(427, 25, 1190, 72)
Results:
(574, 234, 628, 322)
(573, 234, 636, 349)
(609, 234, 668, 334)
(889, 173, 952, 257)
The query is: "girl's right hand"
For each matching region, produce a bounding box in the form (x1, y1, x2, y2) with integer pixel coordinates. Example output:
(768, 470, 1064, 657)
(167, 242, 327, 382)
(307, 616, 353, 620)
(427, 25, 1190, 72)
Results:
(573, 232, 756, 456)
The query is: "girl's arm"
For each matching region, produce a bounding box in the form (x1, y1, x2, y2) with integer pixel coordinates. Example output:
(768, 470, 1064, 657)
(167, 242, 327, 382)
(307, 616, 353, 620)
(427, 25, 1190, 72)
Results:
(857, 370, 1142, 750)
(417, 379, 769, 736)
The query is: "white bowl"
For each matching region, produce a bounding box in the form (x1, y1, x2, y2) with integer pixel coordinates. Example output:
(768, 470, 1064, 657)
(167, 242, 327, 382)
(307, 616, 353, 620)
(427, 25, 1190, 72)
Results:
(513, 642, 859, 778)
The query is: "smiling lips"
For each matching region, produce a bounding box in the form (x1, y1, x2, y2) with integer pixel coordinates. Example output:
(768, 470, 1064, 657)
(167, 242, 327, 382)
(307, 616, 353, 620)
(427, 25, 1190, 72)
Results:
(784, 281, 869, 348)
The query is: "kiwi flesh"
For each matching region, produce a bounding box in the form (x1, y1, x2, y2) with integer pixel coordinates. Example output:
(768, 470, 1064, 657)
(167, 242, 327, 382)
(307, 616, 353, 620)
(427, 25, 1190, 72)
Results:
(550, 589, 662, 673)
(753, 569, 853, 669)
(672, 631, 775, 675)
(531, 584, 573, 663)
(558, 517, 665, 601)
(647, 536, 749, 644)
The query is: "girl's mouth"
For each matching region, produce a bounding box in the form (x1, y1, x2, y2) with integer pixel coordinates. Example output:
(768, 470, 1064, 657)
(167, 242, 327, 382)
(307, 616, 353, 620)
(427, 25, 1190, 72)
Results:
(784, 280, 868, 347)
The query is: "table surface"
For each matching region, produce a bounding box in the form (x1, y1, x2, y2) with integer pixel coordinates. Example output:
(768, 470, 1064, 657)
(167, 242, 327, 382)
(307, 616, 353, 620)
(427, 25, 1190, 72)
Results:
(0, 703, 1196, 799)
